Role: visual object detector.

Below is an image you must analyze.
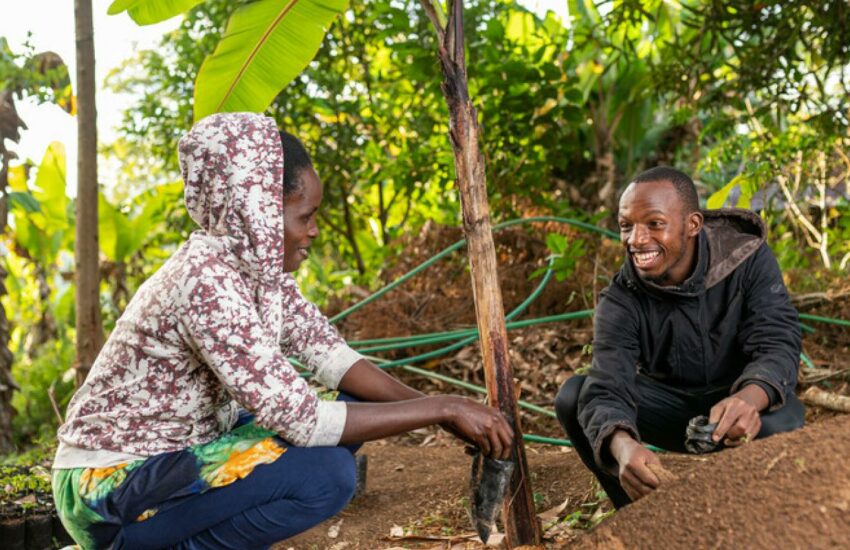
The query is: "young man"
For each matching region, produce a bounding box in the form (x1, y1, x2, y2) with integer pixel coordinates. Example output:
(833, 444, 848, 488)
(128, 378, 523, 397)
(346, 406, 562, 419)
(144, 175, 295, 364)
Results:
(554, 166, 804, 508)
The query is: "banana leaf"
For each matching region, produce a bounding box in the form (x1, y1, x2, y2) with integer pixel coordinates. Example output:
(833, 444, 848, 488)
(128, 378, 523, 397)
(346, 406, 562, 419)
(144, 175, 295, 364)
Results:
(107, 0, 206, 25)
(193, 0, 348, 121)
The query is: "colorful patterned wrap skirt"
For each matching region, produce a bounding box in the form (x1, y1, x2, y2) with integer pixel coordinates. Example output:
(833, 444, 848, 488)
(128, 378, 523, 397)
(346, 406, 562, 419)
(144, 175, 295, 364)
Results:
(53, 418, 286, 549)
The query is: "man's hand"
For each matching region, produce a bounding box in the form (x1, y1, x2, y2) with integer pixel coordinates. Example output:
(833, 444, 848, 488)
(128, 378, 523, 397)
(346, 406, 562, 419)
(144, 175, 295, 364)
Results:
(709, 384, 769, 447)
(609, 430, 661, 501)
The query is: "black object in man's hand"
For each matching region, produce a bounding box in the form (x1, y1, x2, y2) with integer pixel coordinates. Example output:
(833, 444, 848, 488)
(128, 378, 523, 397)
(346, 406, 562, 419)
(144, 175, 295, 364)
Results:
(685, 415, 720, 454)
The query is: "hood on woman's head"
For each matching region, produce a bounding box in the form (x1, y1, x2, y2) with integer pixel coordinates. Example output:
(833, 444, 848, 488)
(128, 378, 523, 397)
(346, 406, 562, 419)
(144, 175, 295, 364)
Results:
(178, 112, 285, 280)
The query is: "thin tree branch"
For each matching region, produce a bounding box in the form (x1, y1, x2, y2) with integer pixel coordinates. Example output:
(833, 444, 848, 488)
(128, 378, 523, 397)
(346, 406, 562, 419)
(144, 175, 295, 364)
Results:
(420, 0, 447, 44)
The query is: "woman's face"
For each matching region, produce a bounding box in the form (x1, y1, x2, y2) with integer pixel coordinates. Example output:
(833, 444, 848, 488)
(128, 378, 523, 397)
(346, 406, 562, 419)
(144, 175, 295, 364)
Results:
(282, 166, 323, 272)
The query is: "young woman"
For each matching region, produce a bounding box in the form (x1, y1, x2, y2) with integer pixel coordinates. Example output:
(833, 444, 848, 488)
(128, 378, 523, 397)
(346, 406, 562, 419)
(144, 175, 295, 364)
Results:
(53, 112, 513, 549)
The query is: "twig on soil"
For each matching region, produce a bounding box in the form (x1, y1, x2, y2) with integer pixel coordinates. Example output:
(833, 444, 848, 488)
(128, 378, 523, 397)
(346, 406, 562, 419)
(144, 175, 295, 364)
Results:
(802, 386, 850, 413)
(801, 368, 850, 384)
(792, 289, 850, 310)
(383, 532, 478, 543)
(764, 450, 788, 475)
(47, 380, 64, 424)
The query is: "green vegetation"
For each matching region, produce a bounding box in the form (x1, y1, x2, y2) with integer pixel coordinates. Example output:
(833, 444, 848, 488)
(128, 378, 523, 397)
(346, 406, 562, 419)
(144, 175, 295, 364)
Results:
(1, 0, 847, 460)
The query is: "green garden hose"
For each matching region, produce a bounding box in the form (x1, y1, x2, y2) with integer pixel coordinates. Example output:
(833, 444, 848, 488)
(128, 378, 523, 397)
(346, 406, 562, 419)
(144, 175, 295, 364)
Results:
(299, 217, 848, 450)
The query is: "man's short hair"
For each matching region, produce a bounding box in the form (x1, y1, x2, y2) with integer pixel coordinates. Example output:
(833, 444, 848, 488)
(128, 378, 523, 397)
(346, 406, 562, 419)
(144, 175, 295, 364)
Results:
(279, 130, 313, 197)
(631, 166, 700, 214)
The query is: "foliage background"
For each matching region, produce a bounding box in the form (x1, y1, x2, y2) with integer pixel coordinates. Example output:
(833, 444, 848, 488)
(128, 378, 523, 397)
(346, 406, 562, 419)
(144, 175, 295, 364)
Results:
(1, 0, 848, 449)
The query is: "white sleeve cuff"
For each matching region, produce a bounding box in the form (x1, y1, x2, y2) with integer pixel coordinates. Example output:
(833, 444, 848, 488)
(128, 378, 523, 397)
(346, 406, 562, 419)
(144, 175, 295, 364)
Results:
(305, 400, 348, 447)
(313, 346, 365, 389)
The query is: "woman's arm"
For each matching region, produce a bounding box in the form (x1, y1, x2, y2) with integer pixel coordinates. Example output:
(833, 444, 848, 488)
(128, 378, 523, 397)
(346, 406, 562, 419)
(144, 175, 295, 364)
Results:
(337, 359, 513, 458)
(337, 358, 423, 401)
(339, 395, 514, 460)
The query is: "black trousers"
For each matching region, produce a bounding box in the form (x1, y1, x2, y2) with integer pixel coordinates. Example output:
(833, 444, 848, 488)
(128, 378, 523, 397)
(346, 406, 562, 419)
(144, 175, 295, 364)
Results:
(554, 374, 805, 508)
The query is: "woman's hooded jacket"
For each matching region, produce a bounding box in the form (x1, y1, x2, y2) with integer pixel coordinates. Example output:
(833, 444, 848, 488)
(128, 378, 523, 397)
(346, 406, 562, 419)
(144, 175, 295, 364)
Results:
(56, 113, 362, 465)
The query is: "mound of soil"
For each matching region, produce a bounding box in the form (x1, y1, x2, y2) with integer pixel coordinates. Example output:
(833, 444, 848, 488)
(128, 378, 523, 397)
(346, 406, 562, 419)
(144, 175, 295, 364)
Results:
(278, 415, 849, 549)
(576, 414, 850, 549)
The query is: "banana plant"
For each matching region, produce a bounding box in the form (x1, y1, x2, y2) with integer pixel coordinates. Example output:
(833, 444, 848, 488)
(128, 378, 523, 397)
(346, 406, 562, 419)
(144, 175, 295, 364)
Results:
(6, 142, 74, 356)
(98, 181, 182, 310)
(8, 142, 72, 270)
(108, 0, 349, 121)
(0, 42, 74, 451)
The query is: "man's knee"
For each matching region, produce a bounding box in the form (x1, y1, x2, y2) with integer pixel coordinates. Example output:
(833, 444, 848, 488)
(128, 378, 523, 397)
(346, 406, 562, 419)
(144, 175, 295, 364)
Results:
(554, 375, 586, 430)
(759, 393, 805, 438)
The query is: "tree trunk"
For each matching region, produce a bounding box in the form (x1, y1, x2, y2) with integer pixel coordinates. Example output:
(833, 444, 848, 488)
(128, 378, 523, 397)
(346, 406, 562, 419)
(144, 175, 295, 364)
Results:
(0, 90, 25, 453)
(74, 0, 103, 386)
(419, 0, 541, 545)
(0, 157, 17, 453)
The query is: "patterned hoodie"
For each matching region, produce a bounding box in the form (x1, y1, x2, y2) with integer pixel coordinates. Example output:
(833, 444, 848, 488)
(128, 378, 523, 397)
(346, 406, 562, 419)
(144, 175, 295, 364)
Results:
(55, 113, 362, 467)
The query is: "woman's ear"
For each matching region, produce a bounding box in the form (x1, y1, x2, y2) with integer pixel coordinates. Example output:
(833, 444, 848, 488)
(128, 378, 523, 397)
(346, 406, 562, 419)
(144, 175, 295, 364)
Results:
(688, 211, 704, 237)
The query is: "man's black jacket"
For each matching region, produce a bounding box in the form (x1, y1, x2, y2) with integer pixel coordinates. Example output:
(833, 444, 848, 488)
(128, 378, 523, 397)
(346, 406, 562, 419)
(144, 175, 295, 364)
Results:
(577, 208, 801, 468)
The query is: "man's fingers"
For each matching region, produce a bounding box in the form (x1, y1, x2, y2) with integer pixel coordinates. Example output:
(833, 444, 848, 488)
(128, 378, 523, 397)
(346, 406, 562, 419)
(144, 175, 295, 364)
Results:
(623, 460, 658, 495)
(711, 406, 737, 442)
(633, 462, 660, 489)
(724, 414, 761, 447)
(724, 420, 748, 441)
(708, 402, 725, 425)
(622, 468, 653, 499)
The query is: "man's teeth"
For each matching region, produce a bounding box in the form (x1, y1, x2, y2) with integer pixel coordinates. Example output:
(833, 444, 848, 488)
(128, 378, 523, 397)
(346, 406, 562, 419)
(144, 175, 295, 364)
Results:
(634, 251, 660, 264)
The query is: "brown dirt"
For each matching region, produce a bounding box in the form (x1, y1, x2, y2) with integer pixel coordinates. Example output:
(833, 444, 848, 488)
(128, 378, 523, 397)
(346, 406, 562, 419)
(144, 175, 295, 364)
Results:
(278, 440, 609, 549)
(576, 414, 850, 550)
(278, 415, 850, 549)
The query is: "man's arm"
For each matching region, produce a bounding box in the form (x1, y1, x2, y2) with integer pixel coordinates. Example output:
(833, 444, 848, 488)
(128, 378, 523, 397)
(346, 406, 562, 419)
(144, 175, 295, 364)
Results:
(713, 243, 801, 445)
(608, 430, 661, 500)
(732, 243, 801, 405)
(577, 288, 643, 471)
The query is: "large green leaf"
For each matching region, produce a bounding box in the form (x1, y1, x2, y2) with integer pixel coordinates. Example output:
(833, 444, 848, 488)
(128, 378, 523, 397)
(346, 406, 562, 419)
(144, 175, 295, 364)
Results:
(707, 175, 752, 210)
(7, 165, 28, 192)
(98, 183, 177, 263)
(32, 141, 68, 230)
(193, 0, 348, 122)
(98, 194, 129, 263)
(107, 0, 205, 25)
(7, 191, 42, 214)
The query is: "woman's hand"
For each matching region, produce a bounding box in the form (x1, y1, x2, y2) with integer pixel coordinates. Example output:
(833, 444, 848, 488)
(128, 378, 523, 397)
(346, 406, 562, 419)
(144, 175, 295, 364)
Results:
(438, 396, 514, 460)
(335, 360, 515, 459)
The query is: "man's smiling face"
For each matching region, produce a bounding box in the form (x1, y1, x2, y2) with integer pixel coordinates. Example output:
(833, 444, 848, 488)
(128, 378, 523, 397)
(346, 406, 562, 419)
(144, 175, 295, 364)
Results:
(617, 179, 703, 286)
